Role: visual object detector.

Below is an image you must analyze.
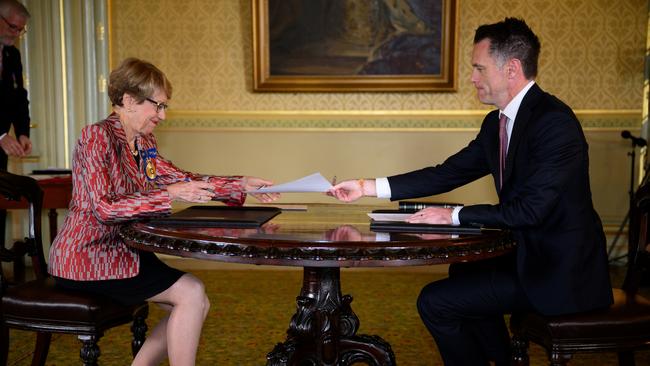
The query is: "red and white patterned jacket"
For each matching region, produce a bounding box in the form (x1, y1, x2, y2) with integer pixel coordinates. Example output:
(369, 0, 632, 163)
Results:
(48, 113, 245, 280)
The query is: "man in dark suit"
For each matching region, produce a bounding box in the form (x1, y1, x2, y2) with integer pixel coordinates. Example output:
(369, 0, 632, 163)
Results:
(0, 0, 31, 250)
(330, 18, 613, 365)
(0, 0, 31, 166)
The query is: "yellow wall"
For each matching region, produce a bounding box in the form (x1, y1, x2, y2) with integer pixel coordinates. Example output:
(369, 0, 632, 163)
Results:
(108, 0, 647, 226)
(109, 0, 644, 110)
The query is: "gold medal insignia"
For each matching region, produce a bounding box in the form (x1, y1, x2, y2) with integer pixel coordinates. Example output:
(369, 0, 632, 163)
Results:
(145, 159, 156, 180)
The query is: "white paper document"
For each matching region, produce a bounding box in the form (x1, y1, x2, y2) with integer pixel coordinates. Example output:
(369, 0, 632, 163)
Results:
(249, 172, 333, 193)
(367, 213, 413, 222)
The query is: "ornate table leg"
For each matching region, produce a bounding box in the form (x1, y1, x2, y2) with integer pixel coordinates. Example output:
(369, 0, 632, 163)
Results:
(267, 267, 395, 366)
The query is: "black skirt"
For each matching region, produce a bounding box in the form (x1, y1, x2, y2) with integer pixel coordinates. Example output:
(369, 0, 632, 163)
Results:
(54, 251, 185, 306)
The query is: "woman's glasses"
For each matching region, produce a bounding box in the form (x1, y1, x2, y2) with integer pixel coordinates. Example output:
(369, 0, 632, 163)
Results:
(145, 98, 169, 113)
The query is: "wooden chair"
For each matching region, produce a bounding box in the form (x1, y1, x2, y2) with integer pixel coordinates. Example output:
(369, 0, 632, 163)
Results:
(0, 172, 149, 366)
(509, 181, 650, 365)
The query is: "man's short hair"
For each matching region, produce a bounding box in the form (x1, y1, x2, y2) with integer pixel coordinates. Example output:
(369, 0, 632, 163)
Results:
(0, 0, 30, 19)
(474, 18, 540, 79)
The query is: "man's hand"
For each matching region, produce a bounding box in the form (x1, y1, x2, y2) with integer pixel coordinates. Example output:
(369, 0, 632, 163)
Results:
(18, 135, 32, 155)
(0, 135, 27, 157)
(328, 179, 376, 202)
(405, 207, 453, 225)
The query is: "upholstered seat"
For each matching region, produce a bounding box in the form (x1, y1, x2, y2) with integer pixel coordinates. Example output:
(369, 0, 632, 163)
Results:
(510, 181, 650, 366)
(0, 172, 148, 366)
(3, 277, 147, 333)
(511, 289, 650, 358)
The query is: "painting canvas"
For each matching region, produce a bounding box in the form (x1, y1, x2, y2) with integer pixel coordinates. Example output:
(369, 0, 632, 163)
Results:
(252, 0, 458, 92)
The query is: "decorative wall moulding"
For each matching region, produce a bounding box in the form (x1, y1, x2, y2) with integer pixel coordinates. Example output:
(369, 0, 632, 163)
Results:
(158, 110, 642, 131)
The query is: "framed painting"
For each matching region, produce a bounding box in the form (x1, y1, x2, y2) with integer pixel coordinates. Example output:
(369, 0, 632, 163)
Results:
(252, 0, 458, 92)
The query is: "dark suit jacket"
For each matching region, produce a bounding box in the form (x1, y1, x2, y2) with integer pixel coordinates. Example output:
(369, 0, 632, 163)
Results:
(0, 45, 30, 139)
(388, 84, 613, 316)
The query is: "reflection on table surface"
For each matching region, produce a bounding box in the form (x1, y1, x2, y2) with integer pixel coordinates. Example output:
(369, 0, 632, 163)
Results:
(140, 203, 479, 244)
(123, 203, 514, 268)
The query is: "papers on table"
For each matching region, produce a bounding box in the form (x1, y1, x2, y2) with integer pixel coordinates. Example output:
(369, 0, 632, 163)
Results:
(249, 172, 333, 193)
(368, 205, 463, 223)
(367, 212, 412, 222)
(368, 211, 490, 234)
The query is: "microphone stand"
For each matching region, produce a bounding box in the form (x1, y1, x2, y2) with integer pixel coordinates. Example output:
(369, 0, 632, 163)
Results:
(608, 140, 648, 262)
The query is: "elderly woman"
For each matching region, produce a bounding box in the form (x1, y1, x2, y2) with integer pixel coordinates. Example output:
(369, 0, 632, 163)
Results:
(48, 57, 278, 365)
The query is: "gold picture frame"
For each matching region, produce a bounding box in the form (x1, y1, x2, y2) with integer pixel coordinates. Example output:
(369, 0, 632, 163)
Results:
(252, 0, 458, 92)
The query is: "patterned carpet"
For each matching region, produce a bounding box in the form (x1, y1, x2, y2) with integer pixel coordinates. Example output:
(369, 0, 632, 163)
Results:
(6, 268, 650, 365)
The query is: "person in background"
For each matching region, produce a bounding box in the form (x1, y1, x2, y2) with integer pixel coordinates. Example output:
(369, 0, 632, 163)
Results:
(48, 57, 279, 365)
(329, 18, 612, 365)
(0, 0, 30, 163)
(0, 0, 32, 253)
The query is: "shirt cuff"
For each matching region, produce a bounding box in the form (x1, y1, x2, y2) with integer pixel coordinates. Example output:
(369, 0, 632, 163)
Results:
(375, 177, 392, 199)
(451, 206, 462, 226)
(375, 232, 391, 242)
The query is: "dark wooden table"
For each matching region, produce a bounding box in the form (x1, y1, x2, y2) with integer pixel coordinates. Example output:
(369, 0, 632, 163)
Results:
(121, 204, 515, 366)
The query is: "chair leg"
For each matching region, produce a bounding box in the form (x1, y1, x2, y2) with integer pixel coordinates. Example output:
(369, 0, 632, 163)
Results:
(617, 350, 635, 366)
(31, 332, 51, 366)
(131, 311, 148, 357)
(10, 240, 26, 284)
(0, 324, 8, 366)
(549, 350, 572, 366)
(510, 334, 529, 366)
(78, 335, 100, 366)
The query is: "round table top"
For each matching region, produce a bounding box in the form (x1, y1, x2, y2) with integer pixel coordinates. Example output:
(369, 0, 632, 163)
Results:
(121, 204, 515, 268)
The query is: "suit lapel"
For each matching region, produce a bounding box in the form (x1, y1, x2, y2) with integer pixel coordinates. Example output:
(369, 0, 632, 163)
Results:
(1, 46, 21, 88)
(1, 47, 11, 84)
(503, 84, 543, 186)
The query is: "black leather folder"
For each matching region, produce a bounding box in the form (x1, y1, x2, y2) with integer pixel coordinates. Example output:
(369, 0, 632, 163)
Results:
(31, 169, 72, 175)
(370, 220, 488, 235)
(150, 206, 281, 228)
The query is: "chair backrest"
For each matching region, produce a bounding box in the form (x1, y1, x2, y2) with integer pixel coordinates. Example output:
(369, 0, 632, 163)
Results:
(0, 171, 47, 285)
(624, 179, 650, 294)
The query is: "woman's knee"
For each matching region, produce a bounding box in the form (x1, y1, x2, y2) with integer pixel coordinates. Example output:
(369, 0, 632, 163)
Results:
(176, 274, 208, 305)
(175, 275, 210, 320)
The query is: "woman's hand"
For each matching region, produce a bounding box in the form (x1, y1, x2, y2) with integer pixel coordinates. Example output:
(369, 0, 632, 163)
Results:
(167, 180, 216, 203)
(243, 176, 280, 203)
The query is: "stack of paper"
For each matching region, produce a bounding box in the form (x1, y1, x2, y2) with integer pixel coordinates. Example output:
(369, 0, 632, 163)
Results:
(367, 212, 412, 222)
